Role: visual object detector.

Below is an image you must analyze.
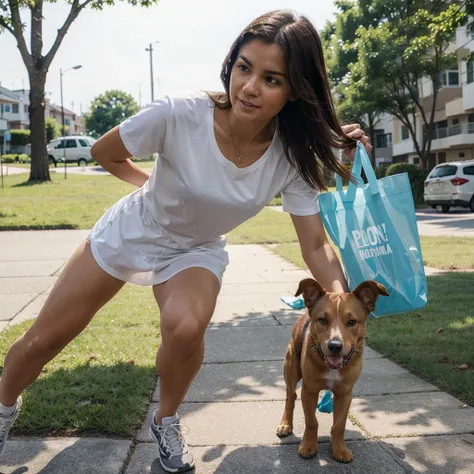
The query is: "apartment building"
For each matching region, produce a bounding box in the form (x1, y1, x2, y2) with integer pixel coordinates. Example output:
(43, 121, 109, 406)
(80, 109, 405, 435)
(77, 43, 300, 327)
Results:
(0, 85, 85, 137)
(392, 25, 474, 170)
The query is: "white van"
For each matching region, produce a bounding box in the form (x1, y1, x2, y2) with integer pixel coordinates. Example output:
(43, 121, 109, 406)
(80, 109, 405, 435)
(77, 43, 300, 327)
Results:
(47, 136, 96, 166)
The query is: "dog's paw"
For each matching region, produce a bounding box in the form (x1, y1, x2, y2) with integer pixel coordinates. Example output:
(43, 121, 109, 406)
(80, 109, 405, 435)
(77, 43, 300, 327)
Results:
(276, 424, 293, 438)
(298, 441, 318, 459)
(332, 445, 353, 463)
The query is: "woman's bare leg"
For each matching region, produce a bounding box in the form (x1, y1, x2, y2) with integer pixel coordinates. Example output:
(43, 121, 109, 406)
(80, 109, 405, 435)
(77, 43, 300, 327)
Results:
(153, 267, 219, 423)
(0, 240, 125, 406)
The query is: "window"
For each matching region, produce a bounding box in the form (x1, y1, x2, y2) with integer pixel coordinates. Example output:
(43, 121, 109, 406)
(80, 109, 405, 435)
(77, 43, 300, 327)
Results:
(24, 105, 28, 113)
(463, 166, 474, 176)
(65, 119, 71, 126)
(79, 139, 90, 147)
(5, 105, 10, 113)
(12, 104, 19, 114)
(55, 140, 66, 149)
(452, 119, 459, 125)
(65, 139, 77, 148)
(468, 61, 474, 84)
(448, 71, 459, 86)
(430, 165, 458, 178)
(401, 125, 409, 140)
(438, 70, 460, 87)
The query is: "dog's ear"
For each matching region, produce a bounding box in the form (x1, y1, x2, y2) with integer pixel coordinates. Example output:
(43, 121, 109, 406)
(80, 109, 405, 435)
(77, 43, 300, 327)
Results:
(353, 280, 389, 312)
(295, 279, 326, 309)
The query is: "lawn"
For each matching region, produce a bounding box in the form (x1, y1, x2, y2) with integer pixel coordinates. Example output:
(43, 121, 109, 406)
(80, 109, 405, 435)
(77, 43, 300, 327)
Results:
(0, 285, 159, 436)
(366, 272, 474, 406)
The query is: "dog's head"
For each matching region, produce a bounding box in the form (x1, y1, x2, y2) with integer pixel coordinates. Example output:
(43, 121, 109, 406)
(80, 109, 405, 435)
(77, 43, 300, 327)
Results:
(295, 279, 389, 370)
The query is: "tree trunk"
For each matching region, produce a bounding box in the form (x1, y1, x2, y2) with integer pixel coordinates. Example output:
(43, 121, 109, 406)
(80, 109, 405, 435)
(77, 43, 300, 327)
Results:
(28, 70, 51, 182)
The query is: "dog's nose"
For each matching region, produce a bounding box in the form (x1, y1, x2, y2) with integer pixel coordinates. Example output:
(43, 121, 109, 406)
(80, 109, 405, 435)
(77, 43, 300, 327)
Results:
(328, 339, 343, 354)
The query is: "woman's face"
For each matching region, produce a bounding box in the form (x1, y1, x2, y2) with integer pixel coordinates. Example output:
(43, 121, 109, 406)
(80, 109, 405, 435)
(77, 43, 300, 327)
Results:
(229, 39, 293, 123)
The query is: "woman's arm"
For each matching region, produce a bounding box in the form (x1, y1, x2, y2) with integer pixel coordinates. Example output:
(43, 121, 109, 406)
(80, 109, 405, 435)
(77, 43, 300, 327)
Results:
(90, 126, 151, 188)
(291, 213, 348, 293)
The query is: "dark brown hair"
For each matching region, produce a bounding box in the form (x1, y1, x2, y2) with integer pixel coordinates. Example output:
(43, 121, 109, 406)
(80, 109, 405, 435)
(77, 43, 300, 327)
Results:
(208, 9, 355, 190)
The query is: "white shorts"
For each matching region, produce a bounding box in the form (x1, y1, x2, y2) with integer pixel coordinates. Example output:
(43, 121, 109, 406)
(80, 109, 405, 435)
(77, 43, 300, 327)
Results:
(88, 194, 229, 287)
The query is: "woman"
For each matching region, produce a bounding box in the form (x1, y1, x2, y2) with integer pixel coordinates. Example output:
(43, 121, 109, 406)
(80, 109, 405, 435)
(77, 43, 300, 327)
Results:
(0, 9, 371, 473)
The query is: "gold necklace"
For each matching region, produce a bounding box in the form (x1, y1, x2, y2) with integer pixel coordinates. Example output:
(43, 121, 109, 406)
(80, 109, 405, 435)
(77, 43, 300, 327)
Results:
(227, 115, 247, 166)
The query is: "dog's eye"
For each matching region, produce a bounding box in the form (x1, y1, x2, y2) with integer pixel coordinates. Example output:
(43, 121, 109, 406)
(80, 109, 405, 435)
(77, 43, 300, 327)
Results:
(348, 319, 357, 327)
(318, 318, 328, 325)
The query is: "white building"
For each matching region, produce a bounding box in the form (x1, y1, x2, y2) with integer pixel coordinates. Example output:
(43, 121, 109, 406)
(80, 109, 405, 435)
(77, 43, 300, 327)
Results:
(391, 25, 474, 170)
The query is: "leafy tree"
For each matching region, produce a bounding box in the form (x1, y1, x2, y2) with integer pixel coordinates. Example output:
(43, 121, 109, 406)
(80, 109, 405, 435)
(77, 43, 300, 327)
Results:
(322, 1, 382, 166)
(45, 117, 61, 143)
(84, 90, 139, 138)
(354, 2, 466, 169)
(0, 0, 158, 182)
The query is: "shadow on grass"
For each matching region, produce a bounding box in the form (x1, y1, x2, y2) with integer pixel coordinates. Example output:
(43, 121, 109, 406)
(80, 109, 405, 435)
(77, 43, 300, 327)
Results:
(11, 180, 55, 188)
(8, 364, 156, 438)
(0, 224, 78, 231)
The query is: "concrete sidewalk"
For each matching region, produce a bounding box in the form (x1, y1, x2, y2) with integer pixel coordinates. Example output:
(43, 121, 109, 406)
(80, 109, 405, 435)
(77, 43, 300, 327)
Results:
(1, 231, 474, 473)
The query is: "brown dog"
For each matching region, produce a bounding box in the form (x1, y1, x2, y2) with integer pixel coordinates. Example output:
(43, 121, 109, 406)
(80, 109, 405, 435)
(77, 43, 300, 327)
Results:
(276, 278, 389, 463)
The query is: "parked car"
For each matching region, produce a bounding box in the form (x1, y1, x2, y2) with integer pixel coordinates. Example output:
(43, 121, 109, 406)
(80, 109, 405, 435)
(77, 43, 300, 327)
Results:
(47, 136, 96, 167)
(424, 160, 474, 213)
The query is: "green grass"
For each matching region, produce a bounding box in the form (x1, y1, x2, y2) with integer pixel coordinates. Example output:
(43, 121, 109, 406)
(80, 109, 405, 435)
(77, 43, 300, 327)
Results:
(367, 273, 474, 406)
(419, 236, 474, 270)
(270, 245, 474, 405)
(0, 173, 136, 230)
(0, 285, 159, 436)
(227, 208, 297, 244)
(270, 235, 474, 271)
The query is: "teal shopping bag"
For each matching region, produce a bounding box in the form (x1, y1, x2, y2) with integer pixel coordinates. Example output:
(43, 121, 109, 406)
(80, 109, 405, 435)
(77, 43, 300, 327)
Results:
(318, 142, 427, 317)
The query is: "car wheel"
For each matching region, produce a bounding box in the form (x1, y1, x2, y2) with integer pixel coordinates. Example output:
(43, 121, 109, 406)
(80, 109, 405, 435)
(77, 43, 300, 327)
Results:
(441, 204, 450, 213)
(470, 197, 474, 213)
(49, 156, 57, 168)
(431, 205, 437, 210)
(78, 158, 87, 167)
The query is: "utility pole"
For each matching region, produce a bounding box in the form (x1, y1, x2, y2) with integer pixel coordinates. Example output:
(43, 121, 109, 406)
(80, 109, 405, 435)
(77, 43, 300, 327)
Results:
(145, 42, 159, 102)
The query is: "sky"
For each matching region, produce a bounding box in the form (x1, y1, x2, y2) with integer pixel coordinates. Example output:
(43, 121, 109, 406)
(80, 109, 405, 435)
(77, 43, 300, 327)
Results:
(0, 0, 337, 115)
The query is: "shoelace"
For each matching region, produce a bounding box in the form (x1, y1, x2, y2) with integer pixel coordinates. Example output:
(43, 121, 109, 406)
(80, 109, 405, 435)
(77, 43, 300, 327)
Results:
(160, 422, 190, 456)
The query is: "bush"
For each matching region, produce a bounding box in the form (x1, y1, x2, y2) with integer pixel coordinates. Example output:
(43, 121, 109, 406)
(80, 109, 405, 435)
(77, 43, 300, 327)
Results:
(45, 117, 61, 142)
(385, 163, 428, 206)
(1, 154, 31, 163)
(10, 130, 30, 147)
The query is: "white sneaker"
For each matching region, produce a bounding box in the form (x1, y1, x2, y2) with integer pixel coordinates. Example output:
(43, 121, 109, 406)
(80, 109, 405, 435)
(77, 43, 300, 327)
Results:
(149, 412, 195, 473)
(0, 396, 22, 457)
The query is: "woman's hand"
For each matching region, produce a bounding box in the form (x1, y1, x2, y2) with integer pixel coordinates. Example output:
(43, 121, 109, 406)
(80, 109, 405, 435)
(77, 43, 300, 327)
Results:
(341, 124, 372, 161)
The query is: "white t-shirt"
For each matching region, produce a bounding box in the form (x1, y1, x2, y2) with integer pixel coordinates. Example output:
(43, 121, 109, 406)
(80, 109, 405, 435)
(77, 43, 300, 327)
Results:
(118, 91, 320, 248)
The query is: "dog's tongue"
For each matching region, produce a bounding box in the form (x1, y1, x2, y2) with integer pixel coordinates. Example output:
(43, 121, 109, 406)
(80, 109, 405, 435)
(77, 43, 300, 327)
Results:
(326, 355, 343, 367)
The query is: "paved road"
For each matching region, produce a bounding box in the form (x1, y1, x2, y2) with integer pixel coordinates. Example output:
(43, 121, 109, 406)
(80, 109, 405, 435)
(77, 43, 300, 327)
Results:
(2, 165, 110, 176)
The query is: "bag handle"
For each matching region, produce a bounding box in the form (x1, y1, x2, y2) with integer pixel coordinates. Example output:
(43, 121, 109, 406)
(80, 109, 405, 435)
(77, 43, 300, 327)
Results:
(335, 151, 362, 193)
(343, 142, 380, 203)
